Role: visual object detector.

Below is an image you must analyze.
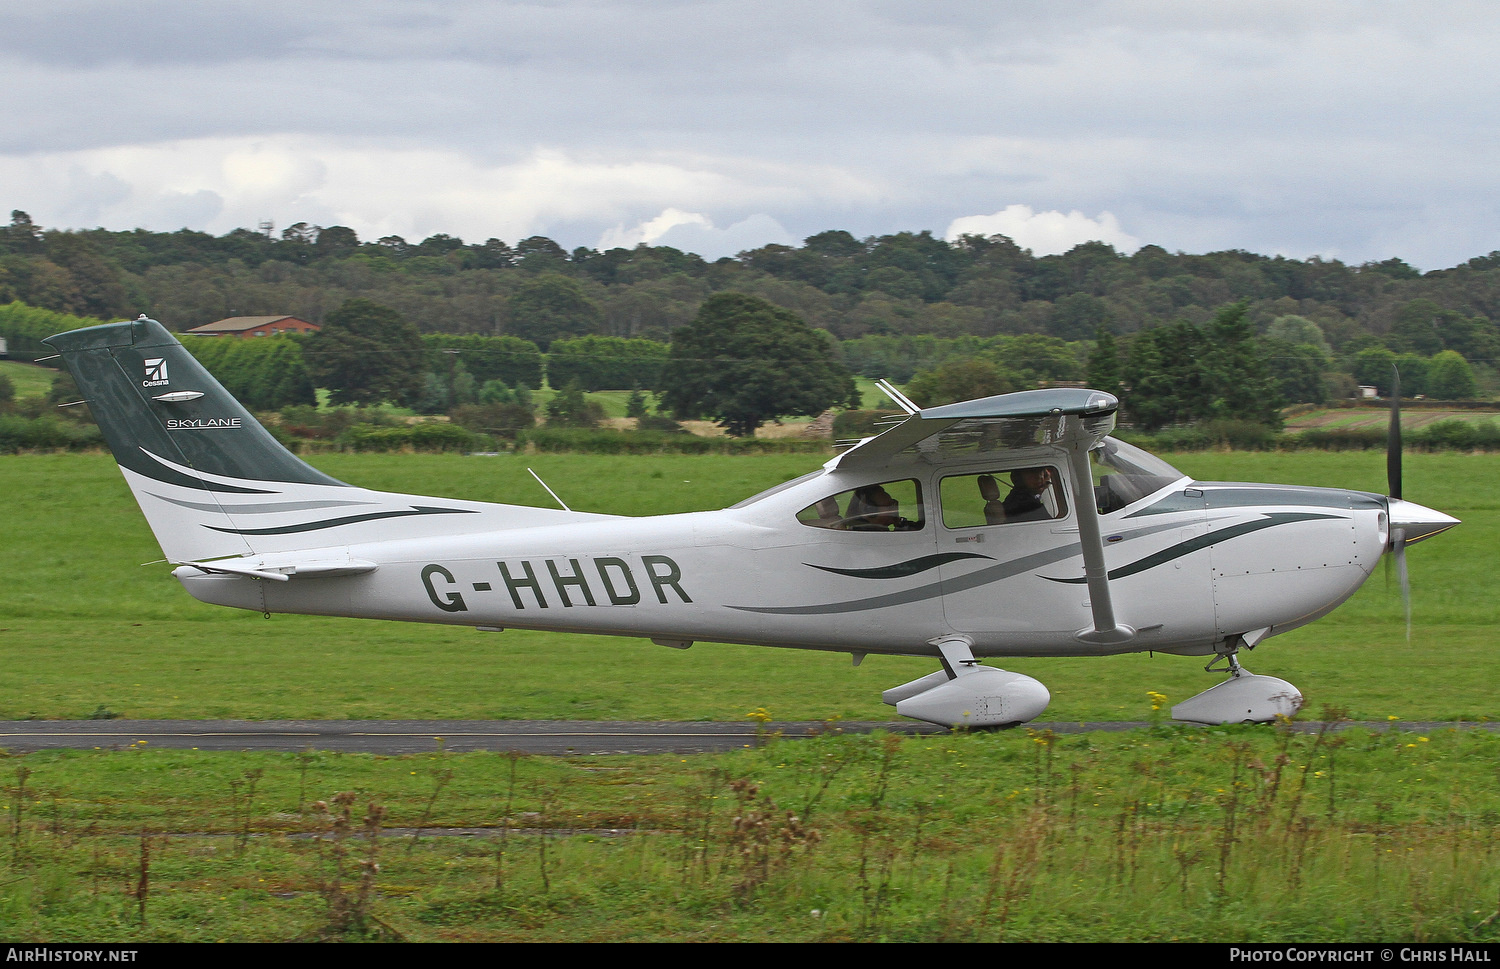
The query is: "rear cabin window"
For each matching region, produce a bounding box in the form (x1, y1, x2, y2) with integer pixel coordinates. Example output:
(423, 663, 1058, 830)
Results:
(940, 466, 1068, 529)
(797, 479, 925, 532)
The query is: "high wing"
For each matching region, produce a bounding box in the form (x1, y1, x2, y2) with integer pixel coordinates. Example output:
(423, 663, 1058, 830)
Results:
(828, 387, 1120, 472)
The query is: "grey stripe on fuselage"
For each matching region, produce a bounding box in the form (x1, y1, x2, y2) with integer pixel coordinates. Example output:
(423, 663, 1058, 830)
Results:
(146, 494, 379, 515)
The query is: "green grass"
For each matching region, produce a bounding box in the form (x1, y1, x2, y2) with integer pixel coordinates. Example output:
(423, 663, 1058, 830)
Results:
(0, 450, 1493, 723)
(526, 387, 635, 420)
(856, 375, 901, 409)
(0, 360, 58, 399)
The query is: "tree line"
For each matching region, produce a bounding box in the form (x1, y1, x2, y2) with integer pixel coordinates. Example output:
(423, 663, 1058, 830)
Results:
(2, 208, 1497, 437)
(5, 208, 1500, 356)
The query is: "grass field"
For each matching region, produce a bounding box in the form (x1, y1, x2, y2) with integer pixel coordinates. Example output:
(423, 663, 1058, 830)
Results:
(2, 448, 1496, 941)
(0, 359, 57, 399)
(2, 449, 1493, 723)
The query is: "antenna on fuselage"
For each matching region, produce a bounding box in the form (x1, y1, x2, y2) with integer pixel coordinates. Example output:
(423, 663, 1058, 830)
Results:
(874, 378, 920, 415)
(527, 467, 571, 512)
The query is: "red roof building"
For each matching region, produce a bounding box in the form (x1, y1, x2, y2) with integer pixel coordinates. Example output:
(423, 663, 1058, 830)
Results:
(184, 316, 320, 338)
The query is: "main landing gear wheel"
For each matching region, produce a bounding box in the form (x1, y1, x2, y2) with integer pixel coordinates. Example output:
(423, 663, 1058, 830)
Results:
(882, 637, 1051, 729)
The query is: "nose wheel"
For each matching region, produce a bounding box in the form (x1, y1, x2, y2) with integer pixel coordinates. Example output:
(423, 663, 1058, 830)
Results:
(1171, 640, 1303, 725)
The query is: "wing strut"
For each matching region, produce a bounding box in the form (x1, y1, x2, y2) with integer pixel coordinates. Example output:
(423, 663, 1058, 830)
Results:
(1062, 416, 1136, 646)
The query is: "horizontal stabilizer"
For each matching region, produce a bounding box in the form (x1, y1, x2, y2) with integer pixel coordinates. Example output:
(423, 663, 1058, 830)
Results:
(175, 551, 380, 583)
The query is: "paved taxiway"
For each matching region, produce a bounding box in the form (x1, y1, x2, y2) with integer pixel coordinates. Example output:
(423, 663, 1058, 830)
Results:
(0, 720, 1484, 755)
(0, 720, 951, 755)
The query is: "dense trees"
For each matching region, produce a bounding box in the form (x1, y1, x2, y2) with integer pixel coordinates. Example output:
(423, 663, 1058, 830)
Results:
(1121, 320, 1211, 430)
(304, 299, 426, 406)
(507, 273, 600, 349)
(1, 213, 1496, 423)
(904, 359, 1017, 407)
(1427, 350, 1478, 399)
(659, 293, 857, 436)
(1203, 303, 1283, 426)
(1111, 306, 1284, 430)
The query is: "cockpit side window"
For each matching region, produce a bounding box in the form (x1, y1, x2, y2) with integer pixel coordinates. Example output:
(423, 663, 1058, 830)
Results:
(797, 479, 925, 532)
(940, 466, 1068, 528)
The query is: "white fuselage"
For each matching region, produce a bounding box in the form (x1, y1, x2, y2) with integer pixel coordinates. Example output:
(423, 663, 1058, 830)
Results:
(174, 445, 1390, 660)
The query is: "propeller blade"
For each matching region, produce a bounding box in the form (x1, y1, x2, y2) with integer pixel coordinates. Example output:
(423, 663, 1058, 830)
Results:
(1387, 365, 1402, 500)
(1387, 366, 1414, 640)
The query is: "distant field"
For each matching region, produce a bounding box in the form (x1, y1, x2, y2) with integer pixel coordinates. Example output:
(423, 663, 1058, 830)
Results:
(1285, 406, 1500, 433)
(1, 449, 1492, 723)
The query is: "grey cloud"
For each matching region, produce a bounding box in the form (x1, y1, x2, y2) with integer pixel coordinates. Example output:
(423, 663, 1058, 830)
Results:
(3, 1, 1499, 269)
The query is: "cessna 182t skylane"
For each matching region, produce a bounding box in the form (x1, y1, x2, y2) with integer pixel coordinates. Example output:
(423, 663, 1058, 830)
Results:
(44, 317, 1458, 727)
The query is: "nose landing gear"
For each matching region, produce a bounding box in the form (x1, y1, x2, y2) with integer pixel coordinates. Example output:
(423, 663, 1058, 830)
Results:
(1171, 638, 1303, 725)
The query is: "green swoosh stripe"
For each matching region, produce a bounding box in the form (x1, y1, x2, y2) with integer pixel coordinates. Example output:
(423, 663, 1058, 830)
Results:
(1044, 512, 1344, 584)
(806, 552, 993, 579)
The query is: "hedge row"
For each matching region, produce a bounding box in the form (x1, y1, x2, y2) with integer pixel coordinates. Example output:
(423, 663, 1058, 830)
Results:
(545, 336, 668, 391)
(421, 334, 544, 390)
(300, 424, 831, 455)
(343, 423, 489, 453)
(0, 415, 104, 453)
(517, 428, 830, 454)
(180, 335, 317, 410)
(0, 302, 104, 362)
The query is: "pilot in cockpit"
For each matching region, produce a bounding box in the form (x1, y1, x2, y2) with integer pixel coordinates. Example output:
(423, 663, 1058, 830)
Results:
(849, 486, 920, 531)
(1003, 467, 1057, 523)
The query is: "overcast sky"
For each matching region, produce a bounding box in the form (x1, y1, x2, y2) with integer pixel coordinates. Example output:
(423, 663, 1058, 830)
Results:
(3, 0, 1498, 269)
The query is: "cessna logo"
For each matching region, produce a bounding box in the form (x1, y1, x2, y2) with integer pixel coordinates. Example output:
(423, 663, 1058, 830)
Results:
(142, 358, 169, 387)
(422, 556, 692, 613)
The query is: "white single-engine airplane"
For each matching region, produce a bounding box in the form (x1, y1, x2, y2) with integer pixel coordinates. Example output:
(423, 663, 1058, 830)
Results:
(44, 317, 1459, 727)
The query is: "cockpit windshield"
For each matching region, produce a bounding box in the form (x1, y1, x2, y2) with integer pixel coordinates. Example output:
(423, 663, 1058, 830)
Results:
(728, 470, 824, 509)
(1091, 438, 1185, 513)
